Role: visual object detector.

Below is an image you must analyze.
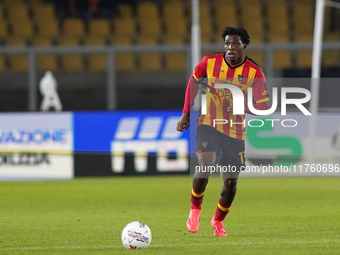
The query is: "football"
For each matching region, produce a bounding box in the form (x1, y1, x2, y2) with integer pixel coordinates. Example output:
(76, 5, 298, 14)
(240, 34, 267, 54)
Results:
(121, 221, 152, 249)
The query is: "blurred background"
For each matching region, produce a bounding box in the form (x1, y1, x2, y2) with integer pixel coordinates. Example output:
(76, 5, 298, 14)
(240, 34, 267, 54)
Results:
(0, 0, 339, 112)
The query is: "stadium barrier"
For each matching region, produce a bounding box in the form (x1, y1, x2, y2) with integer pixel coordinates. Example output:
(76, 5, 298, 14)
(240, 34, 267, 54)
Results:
(0, 111, 339, 180)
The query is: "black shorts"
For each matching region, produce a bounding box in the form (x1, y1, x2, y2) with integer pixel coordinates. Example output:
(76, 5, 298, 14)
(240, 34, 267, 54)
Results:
(196, 125, 245, 170)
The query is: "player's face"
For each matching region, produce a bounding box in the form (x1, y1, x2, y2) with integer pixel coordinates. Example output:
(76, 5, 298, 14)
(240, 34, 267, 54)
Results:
(224, 35, 247, 65)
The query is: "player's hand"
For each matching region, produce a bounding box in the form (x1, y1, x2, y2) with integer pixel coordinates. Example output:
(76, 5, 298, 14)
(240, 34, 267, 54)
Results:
(176, 113, 190, 132)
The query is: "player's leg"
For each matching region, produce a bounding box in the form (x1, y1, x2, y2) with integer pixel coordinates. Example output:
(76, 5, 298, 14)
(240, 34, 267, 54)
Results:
(187, 151, 217, 233)
(211, 136, 245, 236)
(193, 151, 216, 192)
(220, 175, 239, 207)
(211, 174, 240, 237)
(211, 175, 242, 237)
(187, 125, 220, 233)
(191, 151, 216, 208)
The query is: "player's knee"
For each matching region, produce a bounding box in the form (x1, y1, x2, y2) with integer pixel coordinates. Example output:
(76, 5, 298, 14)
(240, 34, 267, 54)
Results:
(224, 178, 238, 192)
(193, 177, 209, 186)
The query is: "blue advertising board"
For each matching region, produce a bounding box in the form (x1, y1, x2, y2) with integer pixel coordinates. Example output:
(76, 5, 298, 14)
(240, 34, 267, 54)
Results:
(73, 111, 190, 176)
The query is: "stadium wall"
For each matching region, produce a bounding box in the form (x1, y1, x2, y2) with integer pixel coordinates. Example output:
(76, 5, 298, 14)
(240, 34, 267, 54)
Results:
(0, 111, 339, 180)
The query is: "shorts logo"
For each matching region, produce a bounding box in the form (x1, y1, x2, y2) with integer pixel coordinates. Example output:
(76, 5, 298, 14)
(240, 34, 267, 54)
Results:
(238, 75, 245, 83)
(202, 141, 208, 148)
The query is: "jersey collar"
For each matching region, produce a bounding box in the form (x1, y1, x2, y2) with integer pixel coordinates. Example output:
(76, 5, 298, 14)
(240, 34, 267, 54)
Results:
(224, 52, 247, 69)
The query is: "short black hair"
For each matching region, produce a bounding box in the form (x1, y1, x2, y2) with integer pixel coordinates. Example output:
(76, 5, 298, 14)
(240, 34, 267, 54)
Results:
(221, 26, 251, 45)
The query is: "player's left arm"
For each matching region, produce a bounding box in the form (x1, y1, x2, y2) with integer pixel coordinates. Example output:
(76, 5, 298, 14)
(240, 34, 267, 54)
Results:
(245, 70, 269, 114)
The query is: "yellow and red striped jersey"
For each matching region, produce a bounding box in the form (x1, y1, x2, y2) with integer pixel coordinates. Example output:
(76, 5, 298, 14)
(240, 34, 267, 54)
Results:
(193, 52, 269, 140)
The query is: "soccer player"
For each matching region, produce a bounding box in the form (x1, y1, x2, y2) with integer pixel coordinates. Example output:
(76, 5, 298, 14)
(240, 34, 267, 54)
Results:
(176, 26, 269, 236)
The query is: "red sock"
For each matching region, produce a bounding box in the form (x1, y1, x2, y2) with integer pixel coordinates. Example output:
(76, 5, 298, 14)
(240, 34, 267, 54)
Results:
(190, 187, 205, 209)
(214, 199, 231, 221)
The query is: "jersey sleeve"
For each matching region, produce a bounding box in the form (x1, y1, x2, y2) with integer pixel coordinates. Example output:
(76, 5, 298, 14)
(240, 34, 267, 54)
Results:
(182, 57, 208, 113)
(192, 56, 208, 81)
(252, 69, 269, 104)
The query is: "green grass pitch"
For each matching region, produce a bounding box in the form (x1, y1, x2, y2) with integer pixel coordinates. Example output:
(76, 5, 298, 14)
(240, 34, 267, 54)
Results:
(0, 176, 339, 254)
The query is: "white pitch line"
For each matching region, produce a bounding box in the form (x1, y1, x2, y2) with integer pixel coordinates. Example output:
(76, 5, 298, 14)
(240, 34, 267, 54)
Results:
(0, 239, 339, 251)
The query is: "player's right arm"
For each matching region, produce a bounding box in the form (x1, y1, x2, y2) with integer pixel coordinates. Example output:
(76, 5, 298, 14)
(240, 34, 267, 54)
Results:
(176, 57, 208, 132)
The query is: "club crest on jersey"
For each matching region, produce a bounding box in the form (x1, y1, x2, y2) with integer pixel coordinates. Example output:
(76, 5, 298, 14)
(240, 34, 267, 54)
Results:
(238, 75, 245, 83)
(202, 142, 208, 148)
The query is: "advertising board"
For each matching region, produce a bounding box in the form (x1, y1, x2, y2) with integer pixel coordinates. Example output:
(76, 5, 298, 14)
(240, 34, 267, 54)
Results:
(73, 111, 190, 176)
(0, 113, 73, 180)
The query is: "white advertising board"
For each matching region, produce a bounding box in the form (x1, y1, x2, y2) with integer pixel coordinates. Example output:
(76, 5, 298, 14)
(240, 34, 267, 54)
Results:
(0, 112, 73, 180)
